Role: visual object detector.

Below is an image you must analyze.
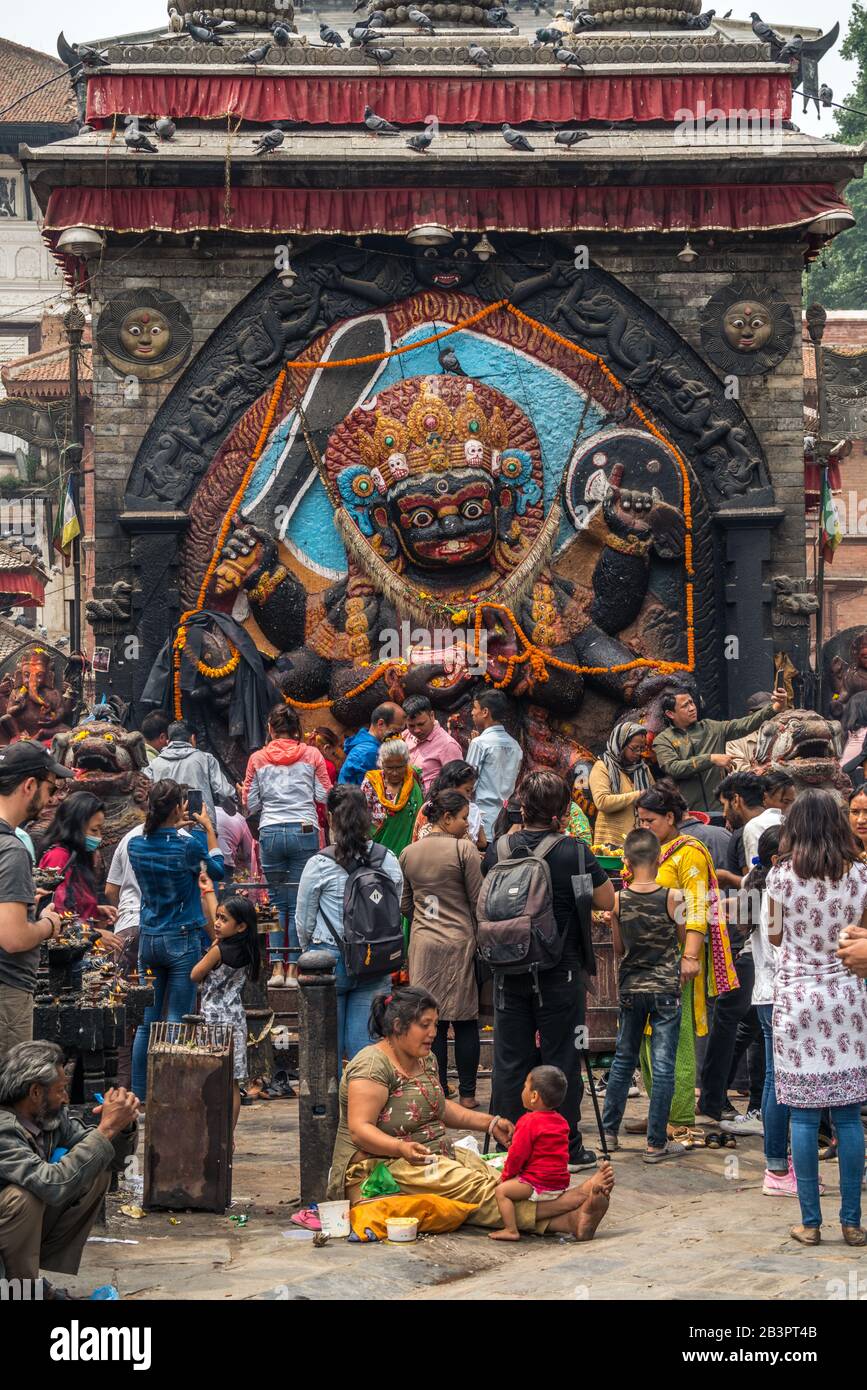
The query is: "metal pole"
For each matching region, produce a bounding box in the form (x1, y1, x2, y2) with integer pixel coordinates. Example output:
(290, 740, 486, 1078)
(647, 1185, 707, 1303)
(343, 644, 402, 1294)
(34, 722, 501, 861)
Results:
(806, 303, 828, 710)
(63, 303, 86, 657)
(296, 948, 339, 1205)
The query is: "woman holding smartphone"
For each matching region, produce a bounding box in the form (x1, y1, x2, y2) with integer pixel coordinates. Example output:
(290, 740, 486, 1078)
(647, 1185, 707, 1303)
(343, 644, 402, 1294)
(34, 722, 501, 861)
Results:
(128, 778, 225, 1099)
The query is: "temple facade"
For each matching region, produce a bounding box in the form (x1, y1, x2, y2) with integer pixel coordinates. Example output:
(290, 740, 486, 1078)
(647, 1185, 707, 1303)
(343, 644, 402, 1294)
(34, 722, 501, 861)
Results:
(23, 1, 863, 775)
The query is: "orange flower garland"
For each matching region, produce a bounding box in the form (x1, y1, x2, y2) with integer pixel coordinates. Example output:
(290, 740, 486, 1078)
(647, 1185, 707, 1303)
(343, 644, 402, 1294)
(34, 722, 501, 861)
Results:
(174, 299, 696, 717)
(365, 767, 416, 814)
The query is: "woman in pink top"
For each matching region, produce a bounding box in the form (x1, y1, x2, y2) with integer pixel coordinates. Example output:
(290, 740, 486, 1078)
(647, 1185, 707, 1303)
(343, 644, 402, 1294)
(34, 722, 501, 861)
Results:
(38, 790, 122, 950)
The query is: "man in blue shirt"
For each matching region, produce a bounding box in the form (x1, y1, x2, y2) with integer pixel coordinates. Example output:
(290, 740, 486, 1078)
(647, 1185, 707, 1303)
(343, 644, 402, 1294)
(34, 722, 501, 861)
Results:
(466, 690, 523, 839)
(338, 702, 405, 785)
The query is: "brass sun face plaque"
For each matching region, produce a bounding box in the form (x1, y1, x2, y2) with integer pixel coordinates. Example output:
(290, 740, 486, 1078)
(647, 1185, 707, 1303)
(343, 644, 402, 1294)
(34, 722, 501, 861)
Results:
(97, 288, 193, 382)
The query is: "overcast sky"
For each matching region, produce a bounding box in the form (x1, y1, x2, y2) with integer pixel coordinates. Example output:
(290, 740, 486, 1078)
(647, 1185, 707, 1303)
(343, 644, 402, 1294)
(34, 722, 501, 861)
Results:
(2, 0, 860, 137)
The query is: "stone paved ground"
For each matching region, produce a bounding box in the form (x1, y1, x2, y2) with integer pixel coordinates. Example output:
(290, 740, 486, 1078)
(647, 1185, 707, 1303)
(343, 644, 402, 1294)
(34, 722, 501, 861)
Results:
(73, 1087, 864, 1301)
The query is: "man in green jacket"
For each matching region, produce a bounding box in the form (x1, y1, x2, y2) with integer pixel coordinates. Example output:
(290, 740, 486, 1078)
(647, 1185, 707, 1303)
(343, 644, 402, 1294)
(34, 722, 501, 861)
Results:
(653, 688, 787, 813)
(0, 1040, 139, 1293)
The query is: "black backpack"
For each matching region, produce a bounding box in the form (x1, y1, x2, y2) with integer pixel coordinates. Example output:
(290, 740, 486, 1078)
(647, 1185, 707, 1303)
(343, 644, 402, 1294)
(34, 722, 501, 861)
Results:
(476, 833, 593, 978)
(319, 843, 404, 978)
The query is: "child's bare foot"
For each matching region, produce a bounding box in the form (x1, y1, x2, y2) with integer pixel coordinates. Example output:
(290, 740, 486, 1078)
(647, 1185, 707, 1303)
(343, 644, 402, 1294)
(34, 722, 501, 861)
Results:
(489, 1228, 521, 1241)
(591, 1161, 616, 1198)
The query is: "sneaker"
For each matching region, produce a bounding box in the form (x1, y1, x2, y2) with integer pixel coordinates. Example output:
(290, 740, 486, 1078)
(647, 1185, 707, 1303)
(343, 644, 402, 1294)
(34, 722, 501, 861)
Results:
(720, 1108, 764, 1137)
(720, 1102, 738, 1121)
(763, 1160, 825, 1198)
(628, 1072, 640, 1099)
(269, 964, 286, 988)
(602, 1132, 619, 1152)
(567, 1147, 598, 1172)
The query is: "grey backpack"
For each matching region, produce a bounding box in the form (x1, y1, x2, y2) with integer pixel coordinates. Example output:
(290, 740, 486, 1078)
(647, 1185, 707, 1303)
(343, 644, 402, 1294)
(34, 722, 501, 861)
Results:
(319, 843, 404, 978)
(476, 833, 567, 975)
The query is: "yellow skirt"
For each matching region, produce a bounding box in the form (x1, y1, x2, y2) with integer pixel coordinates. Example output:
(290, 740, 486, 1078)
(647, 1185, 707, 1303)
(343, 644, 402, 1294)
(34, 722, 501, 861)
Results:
(346, 1148, 551, 1232)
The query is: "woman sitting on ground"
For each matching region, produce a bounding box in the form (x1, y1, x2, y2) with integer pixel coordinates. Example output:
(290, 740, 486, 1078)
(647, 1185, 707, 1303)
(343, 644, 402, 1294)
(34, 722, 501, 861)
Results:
(325, 985, 614, 1239)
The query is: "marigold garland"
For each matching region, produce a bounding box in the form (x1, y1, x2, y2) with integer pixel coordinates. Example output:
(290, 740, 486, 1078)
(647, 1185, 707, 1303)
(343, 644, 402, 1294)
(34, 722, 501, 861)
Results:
(365, 767, 416, 814)
(174, 299, 697, 717)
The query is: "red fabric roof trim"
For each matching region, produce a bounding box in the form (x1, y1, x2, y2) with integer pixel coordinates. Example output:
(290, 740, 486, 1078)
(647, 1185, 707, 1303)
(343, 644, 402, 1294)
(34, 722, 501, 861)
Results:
(45, 183, 849, 237)
(86, 71, 793, 126)
(0, 575, 46, 606)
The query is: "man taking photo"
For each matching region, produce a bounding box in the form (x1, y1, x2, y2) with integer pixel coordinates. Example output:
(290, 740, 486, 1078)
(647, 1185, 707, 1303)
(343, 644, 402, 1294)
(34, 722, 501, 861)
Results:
(0, 743, 73, 1056)
(653, 686, 786, 813)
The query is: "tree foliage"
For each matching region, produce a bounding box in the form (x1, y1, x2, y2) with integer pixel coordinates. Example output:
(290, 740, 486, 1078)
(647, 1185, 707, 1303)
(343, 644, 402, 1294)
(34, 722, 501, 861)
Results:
(804, 1, 867, 308)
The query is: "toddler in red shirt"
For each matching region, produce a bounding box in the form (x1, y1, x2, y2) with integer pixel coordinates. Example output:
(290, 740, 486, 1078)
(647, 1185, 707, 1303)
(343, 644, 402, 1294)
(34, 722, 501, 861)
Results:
(490, 1065, 570, 1241)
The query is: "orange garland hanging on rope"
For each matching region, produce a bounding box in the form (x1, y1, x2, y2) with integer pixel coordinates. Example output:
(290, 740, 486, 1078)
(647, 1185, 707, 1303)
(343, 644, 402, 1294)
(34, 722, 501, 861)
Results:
(171, 300, 697, 717)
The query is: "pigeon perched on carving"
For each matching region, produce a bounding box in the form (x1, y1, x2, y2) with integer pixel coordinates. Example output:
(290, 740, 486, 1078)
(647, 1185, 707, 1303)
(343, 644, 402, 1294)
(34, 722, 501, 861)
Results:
(186, 20, 222, 44)
(363, 46, 396, 62)
(237, 42, 272, 65)
(468, 43, 494, 68)
(554, 128, 590, 146)
(320, 22, 345, 45)
(438, 347, 466, 376)
(408, 6, 435, 32)
(685, 9, 715, 29)
(554, 47, 583, 68)
(154, 117, 176, 141)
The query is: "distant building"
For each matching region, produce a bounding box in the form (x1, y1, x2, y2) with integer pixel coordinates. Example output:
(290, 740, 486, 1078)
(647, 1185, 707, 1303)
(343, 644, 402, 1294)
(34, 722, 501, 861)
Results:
(803, 311, 867, 641)
(0, 38, 78, 463)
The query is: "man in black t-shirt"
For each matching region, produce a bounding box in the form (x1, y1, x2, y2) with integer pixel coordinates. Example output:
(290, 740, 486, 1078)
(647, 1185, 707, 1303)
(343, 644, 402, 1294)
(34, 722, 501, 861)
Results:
(491, 771, 614, 1169)
(0, 744, 73, 1057)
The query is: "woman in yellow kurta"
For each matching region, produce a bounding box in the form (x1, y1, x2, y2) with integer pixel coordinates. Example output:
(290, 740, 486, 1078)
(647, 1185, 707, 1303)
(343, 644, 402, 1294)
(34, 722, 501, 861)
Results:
(634, 781, 738, 1134)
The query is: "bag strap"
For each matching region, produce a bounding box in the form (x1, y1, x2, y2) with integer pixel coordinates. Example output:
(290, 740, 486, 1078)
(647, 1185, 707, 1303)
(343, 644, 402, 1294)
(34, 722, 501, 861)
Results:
(494, 831, 565, 865)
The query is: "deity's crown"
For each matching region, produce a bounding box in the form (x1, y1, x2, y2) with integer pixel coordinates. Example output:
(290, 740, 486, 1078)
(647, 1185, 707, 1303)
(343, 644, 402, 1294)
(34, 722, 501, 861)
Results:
(356, 379, 509, 492)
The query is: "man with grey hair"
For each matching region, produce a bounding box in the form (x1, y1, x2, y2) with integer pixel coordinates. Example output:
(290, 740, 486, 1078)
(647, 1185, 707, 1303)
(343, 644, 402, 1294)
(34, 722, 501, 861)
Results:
(0, 1042, 138, 1295)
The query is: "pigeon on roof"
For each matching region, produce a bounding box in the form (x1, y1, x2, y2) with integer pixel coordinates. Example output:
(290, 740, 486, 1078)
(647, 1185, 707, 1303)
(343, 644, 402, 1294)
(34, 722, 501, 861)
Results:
(364, 105, 400, 134)
(468, 43, 494, 69)
(502, 123, 534, 150)
(253, 127, 285, 155)
(237, 41, 272, 65)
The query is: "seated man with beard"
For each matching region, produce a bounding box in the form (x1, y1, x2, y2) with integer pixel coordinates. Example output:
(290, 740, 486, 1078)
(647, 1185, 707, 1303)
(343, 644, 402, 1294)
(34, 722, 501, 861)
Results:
(0, 1042, 139, 1296)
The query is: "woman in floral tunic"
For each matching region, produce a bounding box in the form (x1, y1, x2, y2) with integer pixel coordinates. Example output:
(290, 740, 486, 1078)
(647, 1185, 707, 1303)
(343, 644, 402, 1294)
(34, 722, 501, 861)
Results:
(767, 790, 867, 1246)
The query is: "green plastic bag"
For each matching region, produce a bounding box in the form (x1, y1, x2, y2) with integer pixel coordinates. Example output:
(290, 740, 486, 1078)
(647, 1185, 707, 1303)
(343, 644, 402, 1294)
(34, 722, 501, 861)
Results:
(360, 1161, 401, 1199)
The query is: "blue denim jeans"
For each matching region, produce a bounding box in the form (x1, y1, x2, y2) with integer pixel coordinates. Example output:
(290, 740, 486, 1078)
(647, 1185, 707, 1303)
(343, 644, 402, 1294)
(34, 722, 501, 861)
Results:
(316, 943, 390, 1070)
(757, 1003, 790, 1171)
(602, 991, 682, 1151)
(791, 1102, 865, 1229)
(259, 823, 319, 968)
(131, 928, 201, 1099)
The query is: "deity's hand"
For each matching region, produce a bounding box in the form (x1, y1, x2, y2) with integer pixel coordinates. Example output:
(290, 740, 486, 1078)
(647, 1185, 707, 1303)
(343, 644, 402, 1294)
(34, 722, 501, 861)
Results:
(603, 470, 685, 560)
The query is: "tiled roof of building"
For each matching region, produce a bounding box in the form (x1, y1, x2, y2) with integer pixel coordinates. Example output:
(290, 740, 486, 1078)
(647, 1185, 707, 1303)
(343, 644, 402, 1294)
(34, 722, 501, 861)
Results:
(1, 334, 93, 401)
(0, 539, 47, 579)
(0, 38, 78, 126)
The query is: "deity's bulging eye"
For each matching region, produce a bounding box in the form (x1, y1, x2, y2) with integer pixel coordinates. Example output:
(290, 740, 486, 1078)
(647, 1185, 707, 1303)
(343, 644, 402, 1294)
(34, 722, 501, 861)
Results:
(453, 248, 468, 260)
(461, 501, 485, 521)
(424, 248, 437, 259)
(129, 325, 142, 336)
(409, 508, 435, 528)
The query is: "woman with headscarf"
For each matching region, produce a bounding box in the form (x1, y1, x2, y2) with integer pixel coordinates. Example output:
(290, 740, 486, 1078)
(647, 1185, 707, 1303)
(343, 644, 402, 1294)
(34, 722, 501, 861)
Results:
(589, 722, 654, 848)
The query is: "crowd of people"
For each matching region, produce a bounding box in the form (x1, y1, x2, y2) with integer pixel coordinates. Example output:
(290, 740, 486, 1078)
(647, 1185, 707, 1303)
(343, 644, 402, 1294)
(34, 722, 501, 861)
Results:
(3, 675, 867, 1286)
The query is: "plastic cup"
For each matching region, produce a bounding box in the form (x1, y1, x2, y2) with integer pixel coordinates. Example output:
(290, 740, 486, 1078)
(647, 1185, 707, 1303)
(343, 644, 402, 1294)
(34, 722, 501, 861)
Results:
(386, 1215, 419, 1243)
(318, 1199, 351, 1238)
